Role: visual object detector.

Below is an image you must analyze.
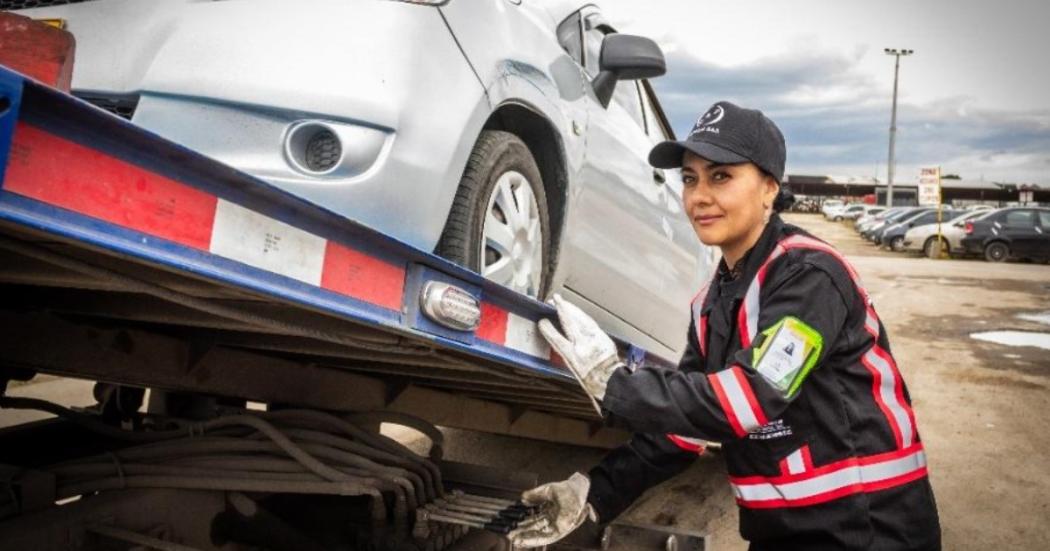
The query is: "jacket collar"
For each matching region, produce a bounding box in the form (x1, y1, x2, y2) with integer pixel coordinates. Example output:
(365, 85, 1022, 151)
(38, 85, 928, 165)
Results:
(714, 214, 785, 300)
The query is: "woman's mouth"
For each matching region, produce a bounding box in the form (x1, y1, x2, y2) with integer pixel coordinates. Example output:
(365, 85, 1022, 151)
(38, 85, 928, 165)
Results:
(694, 214, 724, 227)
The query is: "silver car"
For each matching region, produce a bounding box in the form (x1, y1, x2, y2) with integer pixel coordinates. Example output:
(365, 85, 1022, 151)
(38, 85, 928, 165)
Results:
(15, 0, 711, 359)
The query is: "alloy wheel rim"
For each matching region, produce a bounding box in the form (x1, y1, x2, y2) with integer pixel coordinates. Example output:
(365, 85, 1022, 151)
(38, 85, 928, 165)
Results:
(481, 170, 542, 297)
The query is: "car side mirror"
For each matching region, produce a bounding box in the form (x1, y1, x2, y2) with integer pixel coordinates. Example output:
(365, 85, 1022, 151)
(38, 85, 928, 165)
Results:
(592, 33, 666, 108)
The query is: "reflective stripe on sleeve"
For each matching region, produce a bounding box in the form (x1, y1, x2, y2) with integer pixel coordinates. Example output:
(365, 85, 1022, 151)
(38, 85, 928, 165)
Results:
(731, 444, 927, 509)
(666, 434, 706, 454)
(861, 347, 915, 448)
(709, 366, 769, 437)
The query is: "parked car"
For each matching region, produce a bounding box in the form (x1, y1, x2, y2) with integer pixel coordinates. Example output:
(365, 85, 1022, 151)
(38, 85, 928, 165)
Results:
(880, 209, 948, 250)
(843, 205, 883, 222)
(16, 0, 710, 358)
(829, 203, 866, 221)
(863, 207, 922, 242)
(856, 207, 903, 233)
(961, 207, 1050, 262)
(821, 199, 846, 218)
(902, 210, 991, 257)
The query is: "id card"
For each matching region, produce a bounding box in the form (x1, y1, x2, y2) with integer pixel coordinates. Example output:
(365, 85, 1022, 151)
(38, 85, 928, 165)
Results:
(752, 317, 823, 397)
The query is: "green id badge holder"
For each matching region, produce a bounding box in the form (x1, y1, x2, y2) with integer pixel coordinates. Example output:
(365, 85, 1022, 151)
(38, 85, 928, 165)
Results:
(751, 316, 823, 398)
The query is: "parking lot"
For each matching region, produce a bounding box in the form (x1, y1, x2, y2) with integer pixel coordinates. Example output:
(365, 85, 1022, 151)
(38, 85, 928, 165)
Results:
(5, 213, 1049, 550)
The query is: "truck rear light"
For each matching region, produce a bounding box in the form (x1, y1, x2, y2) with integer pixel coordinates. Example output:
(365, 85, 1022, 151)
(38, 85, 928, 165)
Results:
(421, 281, 481, 331)
(964, 222, 974, 234)
(0, 12, 75, 91)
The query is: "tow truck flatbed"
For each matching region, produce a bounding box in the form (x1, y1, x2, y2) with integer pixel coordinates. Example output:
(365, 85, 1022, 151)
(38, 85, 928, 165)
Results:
(0, 65, 675, 448)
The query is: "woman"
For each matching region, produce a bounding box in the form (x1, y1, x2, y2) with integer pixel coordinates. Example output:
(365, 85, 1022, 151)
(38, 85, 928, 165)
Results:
(509, 101, 941, 550)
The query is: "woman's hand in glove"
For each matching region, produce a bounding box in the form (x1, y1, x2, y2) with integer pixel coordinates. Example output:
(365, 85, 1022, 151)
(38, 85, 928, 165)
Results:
(538, 294, 624, 413)
(507, 472, 596, 548)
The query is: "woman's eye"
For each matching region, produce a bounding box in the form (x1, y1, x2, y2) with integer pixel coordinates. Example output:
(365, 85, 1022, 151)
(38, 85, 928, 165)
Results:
(682, 176, 696, 185)
(712, 171, 729, 182)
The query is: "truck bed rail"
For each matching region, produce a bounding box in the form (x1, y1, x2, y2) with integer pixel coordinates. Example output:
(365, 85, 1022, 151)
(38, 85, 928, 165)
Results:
(0, 66, 673, 447)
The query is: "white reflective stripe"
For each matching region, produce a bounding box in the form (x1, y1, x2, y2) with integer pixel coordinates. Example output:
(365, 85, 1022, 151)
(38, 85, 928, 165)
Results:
(714, 369, 762, 432)
(785, 449, 806, 475)
(863, 348, 914, 447)
(733, 448, 927, 504)
(742, 280, 761, 344)
(860, 449, 926, 482)
(505, 313, 552, 359)
(740, 246, 784, 345)
(735, 463, 861, 502)
(209, 199, 326, 285)
(864, 310, 880, 336)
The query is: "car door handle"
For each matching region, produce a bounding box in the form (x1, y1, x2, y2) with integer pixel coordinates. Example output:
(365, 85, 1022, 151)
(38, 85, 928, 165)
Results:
(652, 169, 666, 185)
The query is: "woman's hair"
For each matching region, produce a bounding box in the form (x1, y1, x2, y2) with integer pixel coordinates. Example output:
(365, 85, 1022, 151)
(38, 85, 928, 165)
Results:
(759, 169, 796, 213)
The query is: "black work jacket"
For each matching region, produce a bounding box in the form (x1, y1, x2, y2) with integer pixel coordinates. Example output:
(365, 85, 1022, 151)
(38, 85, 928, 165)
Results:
(587, 216, 941, 551)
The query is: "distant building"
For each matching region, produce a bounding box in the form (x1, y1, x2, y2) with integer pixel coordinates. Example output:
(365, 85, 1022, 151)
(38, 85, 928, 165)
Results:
(783, 174, 1047, 206)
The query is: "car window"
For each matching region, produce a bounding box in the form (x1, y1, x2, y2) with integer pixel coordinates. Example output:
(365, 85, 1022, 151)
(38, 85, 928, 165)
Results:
(556, 12, 583, 64)
(582, 14, 605, 78)
(1039, 211, 1050, 230)
(1003, 210, 1034, 227)
(612, 81, 646, 129)
(640, 83, 673, 143)
(913, 212, 938, 225)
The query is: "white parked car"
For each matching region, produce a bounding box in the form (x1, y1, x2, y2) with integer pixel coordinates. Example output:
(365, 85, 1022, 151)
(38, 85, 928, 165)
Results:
(15, 0, 712, 359)
(902, 210, 988, 256)
(835, 204, 877, 221)
(821, 199, 845, 218)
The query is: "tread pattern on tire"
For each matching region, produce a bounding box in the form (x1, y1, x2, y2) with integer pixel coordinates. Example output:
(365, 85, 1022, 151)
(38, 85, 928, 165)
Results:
(435, 130, 550, 295)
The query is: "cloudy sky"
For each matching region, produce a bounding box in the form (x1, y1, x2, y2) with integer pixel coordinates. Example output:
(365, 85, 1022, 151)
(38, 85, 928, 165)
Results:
(599, 0, 1050, 185)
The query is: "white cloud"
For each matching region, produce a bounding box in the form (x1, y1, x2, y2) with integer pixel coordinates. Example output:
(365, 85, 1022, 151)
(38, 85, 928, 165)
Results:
(593, 0, 1050, 184)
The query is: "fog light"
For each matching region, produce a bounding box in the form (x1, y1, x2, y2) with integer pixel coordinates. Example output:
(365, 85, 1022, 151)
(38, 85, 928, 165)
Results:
(285, 121, 343, 175)
(421, 281, 481, 331)
(305, 129, 340, 172)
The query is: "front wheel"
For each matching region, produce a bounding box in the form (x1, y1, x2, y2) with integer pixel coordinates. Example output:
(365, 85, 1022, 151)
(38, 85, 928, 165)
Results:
(890, 236, 905, 252)
(436, 131, 550, 298)
(984, 242, 1009, 263)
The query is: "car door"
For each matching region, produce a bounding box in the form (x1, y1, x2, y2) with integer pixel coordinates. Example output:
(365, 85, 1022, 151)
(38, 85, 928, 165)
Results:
(1035, 210, 1050, 260)
(558, 10, 682, 348)
(998, 209, 1038, 256)
(638, 79, 713, 345)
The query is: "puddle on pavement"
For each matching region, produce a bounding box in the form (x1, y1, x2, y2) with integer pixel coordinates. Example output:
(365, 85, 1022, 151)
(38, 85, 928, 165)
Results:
(1017, 311, 1050, 326)
(970, 331, 1050, 351)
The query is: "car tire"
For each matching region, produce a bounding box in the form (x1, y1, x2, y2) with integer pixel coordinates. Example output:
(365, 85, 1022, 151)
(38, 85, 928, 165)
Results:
(436, 130, 550, 298)
(923, 236, 948, 258)
(890, 236, 905, 251)
(984, 241, 1009, 263)
(833, 216, 842, 222)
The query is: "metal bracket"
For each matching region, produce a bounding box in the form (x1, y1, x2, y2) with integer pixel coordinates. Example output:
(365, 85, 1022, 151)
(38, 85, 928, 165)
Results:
(552, 520, 708, 551)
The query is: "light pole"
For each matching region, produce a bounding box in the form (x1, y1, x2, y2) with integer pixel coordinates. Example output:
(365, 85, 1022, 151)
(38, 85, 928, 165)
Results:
(884, 48, 913, 207)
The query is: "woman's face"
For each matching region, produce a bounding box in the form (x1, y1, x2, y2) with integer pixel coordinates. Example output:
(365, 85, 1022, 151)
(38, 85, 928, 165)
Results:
(680, 151, 779, 249)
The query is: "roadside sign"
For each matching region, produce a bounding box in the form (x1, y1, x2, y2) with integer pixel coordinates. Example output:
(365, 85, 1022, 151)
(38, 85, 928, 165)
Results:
(1020, 189, 1034, 204)
(918, 167, 941, 206)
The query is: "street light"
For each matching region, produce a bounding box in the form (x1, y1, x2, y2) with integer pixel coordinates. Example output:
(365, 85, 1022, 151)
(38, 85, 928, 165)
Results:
(884, 48, 914, 207)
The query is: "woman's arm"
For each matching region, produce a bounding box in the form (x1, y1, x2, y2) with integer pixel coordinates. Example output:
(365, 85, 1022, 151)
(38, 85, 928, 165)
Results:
(601, 262, 850, 441)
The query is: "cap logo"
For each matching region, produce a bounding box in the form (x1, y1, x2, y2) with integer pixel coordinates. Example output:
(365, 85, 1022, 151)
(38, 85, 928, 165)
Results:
(691, 105, 724, 136)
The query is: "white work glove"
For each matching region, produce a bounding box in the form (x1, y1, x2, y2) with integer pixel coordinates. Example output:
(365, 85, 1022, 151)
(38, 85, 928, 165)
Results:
(507, 472, 596, 548)
(538, 294, 624, 414)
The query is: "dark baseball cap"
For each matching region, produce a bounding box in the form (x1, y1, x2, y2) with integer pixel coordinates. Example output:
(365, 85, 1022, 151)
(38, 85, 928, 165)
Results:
(649, 101, 786, 183)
